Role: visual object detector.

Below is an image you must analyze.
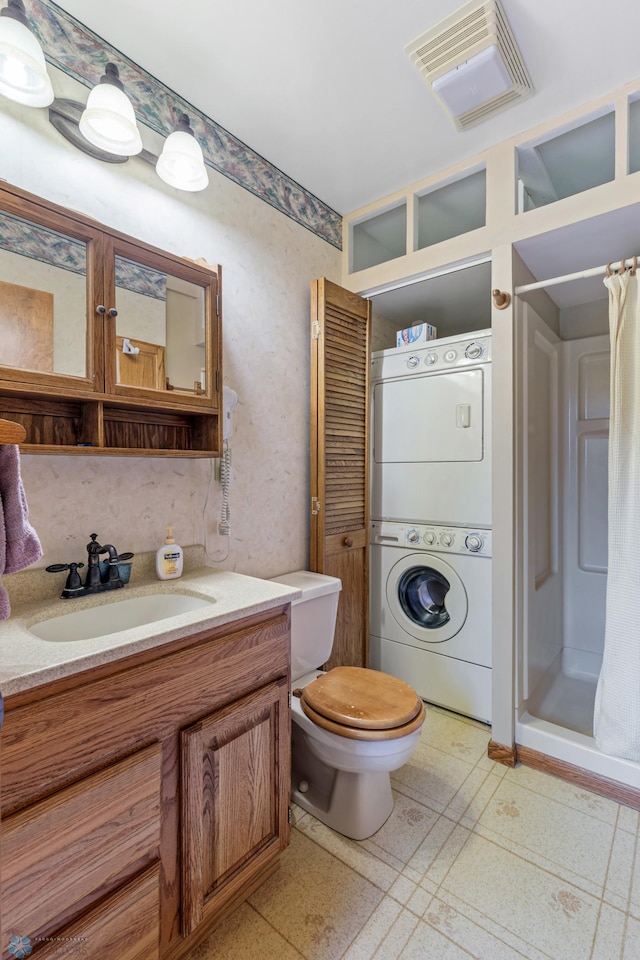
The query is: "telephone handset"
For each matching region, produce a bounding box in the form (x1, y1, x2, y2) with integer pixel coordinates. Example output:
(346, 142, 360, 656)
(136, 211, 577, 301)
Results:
(223, 386, 238, 441)
(218, 387, 238, 535)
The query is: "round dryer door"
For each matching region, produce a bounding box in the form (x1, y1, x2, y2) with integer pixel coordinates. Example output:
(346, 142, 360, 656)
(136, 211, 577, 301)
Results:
(386, 553, 468, 644)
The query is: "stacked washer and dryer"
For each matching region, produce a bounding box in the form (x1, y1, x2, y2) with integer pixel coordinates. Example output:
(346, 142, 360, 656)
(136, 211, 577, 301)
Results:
(369, 330, 492, 723)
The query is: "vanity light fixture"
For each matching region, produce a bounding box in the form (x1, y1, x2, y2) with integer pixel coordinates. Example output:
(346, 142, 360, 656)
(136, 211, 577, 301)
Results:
(79, 62, 142, 157)
(0, 0, 53, 107)
(155, 113, 209, 192)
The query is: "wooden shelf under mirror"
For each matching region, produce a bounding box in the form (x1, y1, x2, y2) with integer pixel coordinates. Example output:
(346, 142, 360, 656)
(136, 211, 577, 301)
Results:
(0, 180, 222, 457)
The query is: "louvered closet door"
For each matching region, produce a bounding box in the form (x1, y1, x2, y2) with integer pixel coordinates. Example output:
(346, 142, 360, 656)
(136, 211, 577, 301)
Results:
(310, 278, 371, 669)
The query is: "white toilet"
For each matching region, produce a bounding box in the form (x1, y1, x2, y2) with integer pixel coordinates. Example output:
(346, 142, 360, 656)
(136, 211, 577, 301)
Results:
(270, 570, 425, 840)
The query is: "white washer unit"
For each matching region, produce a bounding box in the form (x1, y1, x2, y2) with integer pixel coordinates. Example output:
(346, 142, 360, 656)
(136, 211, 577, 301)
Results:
(370, 329, 491, 527)
(369, 519, 491, 723)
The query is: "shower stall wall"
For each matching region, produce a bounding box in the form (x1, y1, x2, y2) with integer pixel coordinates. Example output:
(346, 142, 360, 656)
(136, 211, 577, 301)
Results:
(515, 301, 640, 788)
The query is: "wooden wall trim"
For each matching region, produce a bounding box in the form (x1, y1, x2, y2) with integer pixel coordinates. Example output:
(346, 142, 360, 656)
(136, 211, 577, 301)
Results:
(517, 744, 640, 810)
(488, 740, 518, 767)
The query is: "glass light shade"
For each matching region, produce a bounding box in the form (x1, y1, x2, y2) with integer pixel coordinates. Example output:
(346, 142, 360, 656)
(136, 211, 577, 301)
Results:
(156, 129, 209, 192)
(0, 14, 53, 107)
(79, 81, 142, 156)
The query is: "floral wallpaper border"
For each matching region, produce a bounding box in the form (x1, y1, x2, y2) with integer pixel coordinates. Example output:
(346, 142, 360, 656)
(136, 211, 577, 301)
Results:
(28, 1, 343, 250)
(0, 210, 168, 300)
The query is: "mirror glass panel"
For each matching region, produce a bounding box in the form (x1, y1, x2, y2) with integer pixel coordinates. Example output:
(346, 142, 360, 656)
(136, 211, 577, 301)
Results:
(0, 210, 88, 378)
(114, 255, 207, 394)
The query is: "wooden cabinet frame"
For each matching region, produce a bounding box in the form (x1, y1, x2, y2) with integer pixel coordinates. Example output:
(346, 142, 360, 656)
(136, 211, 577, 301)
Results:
(0, 180, 223, 456)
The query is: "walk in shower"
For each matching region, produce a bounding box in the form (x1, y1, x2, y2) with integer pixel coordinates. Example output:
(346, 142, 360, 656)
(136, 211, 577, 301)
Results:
(515, 263, 640, 790)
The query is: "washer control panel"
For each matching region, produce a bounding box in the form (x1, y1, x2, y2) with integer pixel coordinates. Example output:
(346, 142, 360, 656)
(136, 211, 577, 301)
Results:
(371, 521, 491, 557)
(371, 329, 491, 381)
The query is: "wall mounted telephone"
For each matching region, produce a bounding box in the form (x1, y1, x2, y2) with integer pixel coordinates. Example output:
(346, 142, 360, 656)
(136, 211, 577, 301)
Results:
(218, 386, 238, 536)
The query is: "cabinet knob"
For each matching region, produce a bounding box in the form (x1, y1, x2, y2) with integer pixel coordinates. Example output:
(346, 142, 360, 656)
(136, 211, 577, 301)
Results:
(95, 304, 106, 315)
(108, 307, 118, 318)
(344, 537, 353, 547)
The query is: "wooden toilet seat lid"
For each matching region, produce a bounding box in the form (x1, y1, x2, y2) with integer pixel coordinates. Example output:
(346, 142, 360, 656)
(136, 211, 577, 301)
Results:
(301, 666, 422, 730)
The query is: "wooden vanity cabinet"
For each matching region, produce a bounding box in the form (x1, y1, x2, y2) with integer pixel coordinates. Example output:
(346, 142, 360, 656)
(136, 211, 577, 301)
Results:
(0, 605, 291, 960)
(0, 180, 222, 457)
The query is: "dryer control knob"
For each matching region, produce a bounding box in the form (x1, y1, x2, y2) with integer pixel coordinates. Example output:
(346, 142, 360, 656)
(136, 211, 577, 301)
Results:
(425, 353, 438, 365)
(407, 530, 420, 543)
(465, 534, 484, 552)
(441, 533, 454, 547)
(406, 355, 420, 368)
(465, 342, 484, 360)
(444, 349, 457, 363)
(423, 531, 436, 545)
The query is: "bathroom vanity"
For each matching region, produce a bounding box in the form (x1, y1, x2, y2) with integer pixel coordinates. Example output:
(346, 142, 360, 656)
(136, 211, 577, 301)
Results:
(0, 565, 296, 959)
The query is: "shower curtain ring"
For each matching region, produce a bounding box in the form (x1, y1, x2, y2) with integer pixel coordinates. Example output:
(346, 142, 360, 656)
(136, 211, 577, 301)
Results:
(632, 256, 637, 276)
(606, 262, 613, 277)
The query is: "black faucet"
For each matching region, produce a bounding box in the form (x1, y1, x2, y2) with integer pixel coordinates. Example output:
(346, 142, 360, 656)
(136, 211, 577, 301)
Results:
(46, 533, 128, 599)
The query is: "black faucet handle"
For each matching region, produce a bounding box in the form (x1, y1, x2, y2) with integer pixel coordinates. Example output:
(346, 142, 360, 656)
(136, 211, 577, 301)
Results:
(46, 562, 85, 597)
(46, 562, 85, 574)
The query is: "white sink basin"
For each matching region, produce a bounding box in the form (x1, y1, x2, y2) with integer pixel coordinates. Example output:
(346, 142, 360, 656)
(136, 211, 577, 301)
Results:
(30, 592, 213, 643)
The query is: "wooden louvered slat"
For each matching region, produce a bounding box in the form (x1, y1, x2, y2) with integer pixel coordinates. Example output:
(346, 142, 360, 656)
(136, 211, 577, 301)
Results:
(310, 278, 371, 669)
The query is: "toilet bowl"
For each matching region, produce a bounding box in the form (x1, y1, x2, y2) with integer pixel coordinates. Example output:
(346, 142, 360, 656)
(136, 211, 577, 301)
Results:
(270, 570, 425, 840)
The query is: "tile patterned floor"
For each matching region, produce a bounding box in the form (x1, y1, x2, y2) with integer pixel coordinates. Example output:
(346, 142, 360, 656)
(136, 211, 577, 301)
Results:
(188, 704, 640, 960)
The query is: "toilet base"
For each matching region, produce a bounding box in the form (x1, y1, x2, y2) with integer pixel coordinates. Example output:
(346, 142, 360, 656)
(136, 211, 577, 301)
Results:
(291, 728, 394, 840)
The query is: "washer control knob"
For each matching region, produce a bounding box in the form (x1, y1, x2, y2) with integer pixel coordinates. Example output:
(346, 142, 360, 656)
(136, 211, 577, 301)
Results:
(441, 533, 454, 547)
(406, 355, 420, 369)
(465, 534, 484, 552)
(444, 349, 457, 363)
(425, 353, 438, 365)
(465, 341, 484, 360)
(407, 529, 420, 543)
(423, 531, 436, 545)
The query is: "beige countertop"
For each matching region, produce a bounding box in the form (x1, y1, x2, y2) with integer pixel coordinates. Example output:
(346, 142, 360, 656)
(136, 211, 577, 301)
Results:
(0, 546, 299, 699)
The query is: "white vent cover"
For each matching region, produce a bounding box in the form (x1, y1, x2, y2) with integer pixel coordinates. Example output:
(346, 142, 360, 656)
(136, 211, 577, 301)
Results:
(405, 0, 533, 131)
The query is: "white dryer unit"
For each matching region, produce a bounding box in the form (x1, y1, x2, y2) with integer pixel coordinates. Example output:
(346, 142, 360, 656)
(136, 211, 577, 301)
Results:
(370, 519, 491, 722)
(371, 330, 491, 527)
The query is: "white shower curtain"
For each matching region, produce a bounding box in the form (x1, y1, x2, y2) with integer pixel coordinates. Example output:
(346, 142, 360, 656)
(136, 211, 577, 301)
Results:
(594, 268, 640, 760)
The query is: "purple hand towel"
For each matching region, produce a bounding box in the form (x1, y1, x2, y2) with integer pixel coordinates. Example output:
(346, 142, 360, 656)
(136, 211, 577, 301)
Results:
(0, 444, 43, 620)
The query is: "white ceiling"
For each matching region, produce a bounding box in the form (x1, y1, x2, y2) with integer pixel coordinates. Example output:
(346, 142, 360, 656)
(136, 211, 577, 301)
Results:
(52, 0, 640, 216)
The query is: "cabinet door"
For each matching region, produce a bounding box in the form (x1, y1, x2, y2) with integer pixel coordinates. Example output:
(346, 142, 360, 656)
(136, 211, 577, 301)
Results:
(103, 236, 221, 411)
(181, 678, 290, 936)
(310, 278, 371, 668)
(0, 191, 104, 394)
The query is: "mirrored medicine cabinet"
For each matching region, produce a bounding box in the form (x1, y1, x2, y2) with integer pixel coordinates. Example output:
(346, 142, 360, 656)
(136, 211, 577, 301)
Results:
(0, 181, 222, 456)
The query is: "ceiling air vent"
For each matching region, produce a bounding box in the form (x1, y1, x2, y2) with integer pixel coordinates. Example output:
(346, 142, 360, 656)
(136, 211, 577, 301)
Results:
(405, 0, 533, 131)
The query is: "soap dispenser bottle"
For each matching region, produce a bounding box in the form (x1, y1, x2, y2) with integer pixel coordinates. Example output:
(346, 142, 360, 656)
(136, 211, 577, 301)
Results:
(156, 526, 184, 580)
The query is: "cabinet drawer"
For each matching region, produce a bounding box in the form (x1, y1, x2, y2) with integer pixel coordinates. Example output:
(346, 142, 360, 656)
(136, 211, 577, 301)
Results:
(35, 864, 161, 960)
(2, 610, 290, 814)
(2, 743, 161, 944)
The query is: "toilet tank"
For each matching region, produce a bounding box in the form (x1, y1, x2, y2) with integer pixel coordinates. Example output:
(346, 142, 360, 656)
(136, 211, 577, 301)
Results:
(269, 571, 342, 681)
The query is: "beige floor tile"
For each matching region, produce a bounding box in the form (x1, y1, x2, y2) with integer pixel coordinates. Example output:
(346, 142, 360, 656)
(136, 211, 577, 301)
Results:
(398, 917, 481, 960)
(363, 790, 440, 864)
(248, 830, 383, 960)
(341, 897, 403, 960)
(372, 908, 419, 960)
(419, 897, 540, 960)
(504, 762, 619, 825)
(458, 771, 503, 829)
(405, 814, 459, 879)
(392, 741, 478, 811)
(441, 833, 601, 960)
(605, 826, 637, 911)
(187, 903, 304, 960)
(444, 765, 496, 822)
(417, 822, 471, 887)
(618, 805, 640, 834)
(624, 914, 640, 960)
(592, 902, 626, 960)
(295, 814, 399, 891)
(477, 778, 615, 891)
(420, 706, 492, 766)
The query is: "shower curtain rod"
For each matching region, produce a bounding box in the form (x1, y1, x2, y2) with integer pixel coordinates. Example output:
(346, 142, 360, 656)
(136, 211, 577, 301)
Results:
(515, 256, 640, 296)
